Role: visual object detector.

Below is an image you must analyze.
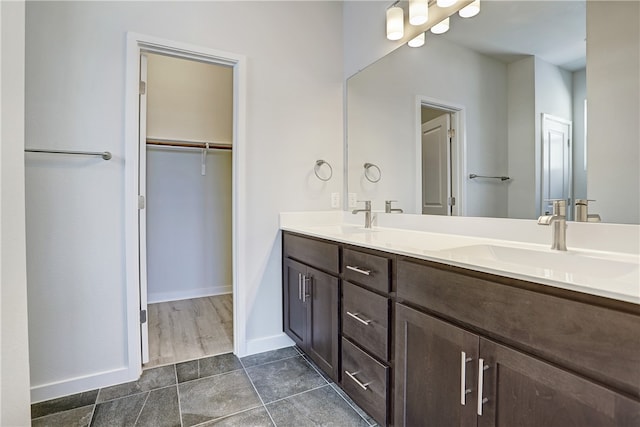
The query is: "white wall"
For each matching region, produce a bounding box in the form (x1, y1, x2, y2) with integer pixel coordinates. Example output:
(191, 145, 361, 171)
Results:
(147, 53, 233, 143)
(587, 1, 639, 224)
(348, 37, 508, 217)
(572, 68, 587, 201)
(25, 0, 343, 402)
(146, 149, 232, 302)
(507, 57, 536, 219)
(0, 0, 32, 425)
(145, 54, 233, 303)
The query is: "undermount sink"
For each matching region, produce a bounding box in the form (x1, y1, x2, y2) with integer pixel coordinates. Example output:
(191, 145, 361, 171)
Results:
(439, 244, 639, 284)
(309, 225, 380, 235)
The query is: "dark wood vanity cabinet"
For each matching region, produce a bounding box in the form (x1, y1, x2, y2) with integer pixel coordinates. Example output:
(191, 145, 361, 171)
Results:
(282, 233, 339, 381)
(283, 231, 640, 426)
(395, 258, 640, 427)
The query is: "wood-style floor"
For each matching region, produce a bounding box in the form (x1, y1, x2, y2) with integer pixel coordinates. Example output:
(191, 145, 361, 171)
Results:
(145, 294, 233, 368)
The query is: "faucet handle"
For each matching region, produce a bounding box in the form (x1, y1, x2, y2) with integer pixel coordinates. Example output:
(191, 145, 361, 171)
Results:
(544, 199, 567, 216)
(356, 200, 371, 209)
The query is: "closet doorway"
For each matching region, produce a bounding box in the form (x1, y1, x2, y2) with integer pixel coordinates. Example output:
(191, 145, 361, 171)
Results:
(141, 52, 234, 368)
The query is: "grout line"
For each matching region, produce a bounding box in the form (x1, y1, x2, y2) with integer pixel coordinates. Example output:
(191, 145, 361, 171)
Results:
(262, 383, 329, 406)
(132, 391, 151, 426)
(30, 404, 96, 423)
(241, 353, 304, 371)
(298, 354, 331, 386)
(174, 364, 185, 427)
(328, 382, 376, 426)
(177, 367, 245, 386)
(189, 404, 265, 427)
(242, 363, 278, 427)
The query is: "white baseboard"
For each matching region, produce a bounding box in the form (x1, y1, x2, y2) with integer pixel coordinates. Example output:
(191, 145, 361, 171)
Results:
(31, 366, 138, 404)
(148, 285, 232, 304)
(244, 333, 294, 357)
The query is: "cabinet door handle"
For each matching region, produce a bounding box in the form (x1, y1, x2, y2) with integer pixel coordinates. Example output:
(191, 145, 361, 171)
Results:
(298, 273, 302, 300)
(302, 275, 310, 303)
(460, 351, 472, 405)
(346, 265, 371, 276)
(477, 358, 489, 415)
(346, 311, 372, 326)
(345, 370, 370, 390)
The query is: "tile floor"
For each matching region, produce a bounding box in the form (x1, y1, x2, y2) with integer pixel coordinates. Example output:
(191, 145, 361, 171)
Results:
(31, 347, 377, 427)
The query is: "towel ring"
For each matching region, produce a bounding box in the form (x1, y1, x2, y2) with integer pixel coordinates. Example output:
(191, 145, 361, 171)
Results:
(364, 162, 381, 183)
(314, 160, 333, 181)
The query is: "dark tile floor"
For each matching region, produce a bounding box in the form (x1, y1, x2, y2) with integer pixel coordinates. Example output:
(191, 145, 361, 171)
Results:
(31, 347, 377, 427)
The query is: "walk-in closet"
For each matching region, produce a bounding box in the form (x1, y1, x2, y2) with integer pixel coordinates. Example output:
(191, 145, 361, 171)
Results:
(142, 53, 234, 368)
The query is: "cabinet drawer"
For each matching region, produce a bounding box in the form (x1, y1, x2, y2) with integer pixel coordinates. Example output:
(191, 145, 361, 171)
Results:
(283, 232, 339, 274)
(343, 248, 391, 293)
(342, 281, 389, 361)
(341, 338, 389, 426)
(397, 259, 640, 398)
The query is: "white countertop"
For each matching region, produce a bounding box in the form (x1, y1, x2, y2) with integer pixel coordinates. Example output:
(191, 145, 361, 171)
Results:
(280, 212, 640, 304)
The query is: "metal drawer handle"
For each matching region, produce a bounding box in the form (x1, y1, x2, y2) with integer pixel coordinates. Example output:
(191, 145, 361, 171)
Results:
(345, 370, 370, 391)
(346, 311, 372, 326)
(460, 351, 472, 405)
(477, 358, 489, 415)
(346, 265, 371, 276)
(298, 273, 302, 300)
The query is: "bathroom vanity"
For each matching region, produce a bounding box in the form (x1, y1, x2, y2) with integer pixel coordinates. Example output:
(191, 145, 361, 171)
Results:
(281, 216, 640, 426)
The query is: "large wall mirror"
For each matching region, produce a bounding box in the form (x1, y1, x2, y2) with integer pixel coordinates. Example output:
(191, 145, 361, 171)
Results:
(346, 0, 639, 224)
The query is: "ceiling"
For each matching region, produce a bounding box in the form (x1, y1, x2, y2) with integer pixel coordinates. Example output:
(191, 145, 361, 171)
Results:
(437, 0, 587, 71)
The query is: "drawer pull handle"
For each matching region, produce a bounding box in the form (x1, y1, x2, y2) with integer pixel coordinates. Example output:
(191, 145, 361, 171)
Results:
(346, 311, 372, 325)
(460, 351, 472, 405)
(477, 358, 489, 415)
(346, 265, 371, 276)
(345, 370, 370, 390)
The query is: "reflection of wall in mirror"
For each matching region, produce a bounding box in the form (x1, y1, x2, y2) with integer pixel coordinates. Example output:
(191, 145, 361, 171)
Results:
(347, 37, 508, 217)
(587, 1, 639, 225)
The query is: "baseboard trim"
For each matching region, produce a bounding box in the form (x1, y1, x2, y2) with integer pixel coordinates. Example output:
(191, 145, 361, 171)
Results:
(244, 333, 294, 357)
(30, 366, 137, 404)
(148, 285, 232, 304)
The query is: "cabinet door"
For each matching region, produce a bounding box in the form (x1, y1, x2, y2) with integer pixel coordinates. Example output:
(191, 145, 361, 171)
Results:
(478, 339, 640, 427)
(395, 304, 479, 427)
(306, 266, 339, 381)
(283, 258, 307, 348)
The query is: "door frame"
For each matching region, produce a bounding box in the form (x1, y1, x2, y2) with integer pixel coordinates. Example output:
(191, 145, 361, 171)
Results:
(124, 32, 247, 378)
(415, 96, 466, 216)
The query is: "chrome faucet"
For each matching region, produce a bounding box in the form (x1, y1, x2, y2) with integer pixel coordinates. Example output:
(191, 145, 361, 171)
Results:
(537, 199, 567, 251)
(352, 200, 374, 228)
(385, 200, 403, 213)
(575, 199, 601, 222)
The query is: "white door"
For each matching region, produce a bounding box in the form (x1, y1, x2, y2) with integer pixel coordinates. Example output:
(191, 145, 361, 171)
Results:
(422, 114, 451, 215)
(541, 114, 572, 218)
(138, 54, 149, 364)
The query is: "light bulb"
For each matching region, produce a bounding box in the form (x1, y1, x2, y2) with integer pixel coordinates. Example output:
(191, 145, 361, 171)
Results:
(409, 0, 428, 26)
(386, 6, 404, 41)
(408, 32, 425, 48)
(436, 0, 458, 7)
(430, 17, 450, 34)
(459, 0, 480, 18)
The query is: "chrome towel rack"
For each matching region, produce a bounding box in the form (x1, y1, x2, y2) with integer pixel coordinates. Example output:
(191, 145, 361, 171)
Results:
(25, 148, 112, 160)
(314, 160, 333, 181)
(469, 173, 510, 181)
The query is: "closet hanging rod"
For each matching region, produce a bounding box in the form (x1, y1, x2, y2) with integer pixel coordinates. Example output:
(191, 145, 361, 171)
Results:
(469, 174, 510, 181)
(146, 138, 232, 151)
(25, 148, 112, 160)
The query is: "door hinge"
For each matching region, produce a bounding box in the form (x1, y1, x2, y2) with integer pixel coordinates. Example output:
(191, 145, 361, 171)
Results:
(140, 309, 147, 324)
(138, 195, 145, 209)
(448, 196, 456, 206)
(448, 129, 456, 138)
(139, 81, 146, 95)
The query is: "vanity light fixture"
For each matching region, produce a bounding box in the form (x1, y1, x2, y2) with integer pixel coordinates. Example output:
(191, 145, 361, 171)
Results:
(386, 2, 404, 41)
(459, 0, 480, 18)
(430, 16, 450, 34)
(408, 32, 426, 47)
(409, 0, 429, 26)
(436, 0, 458, 8)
